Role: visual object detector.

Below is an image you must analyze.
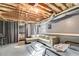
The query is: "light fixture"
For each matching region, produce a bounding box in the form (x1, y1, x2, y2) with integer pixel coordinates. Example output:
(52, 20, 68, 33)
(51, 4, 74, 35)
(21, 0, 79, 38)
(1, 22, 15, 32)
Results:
(34, 3, 39, 13)
(34, 8, 39, 13)
(29, 3, 39, 14)
(34, 3, 38, 6)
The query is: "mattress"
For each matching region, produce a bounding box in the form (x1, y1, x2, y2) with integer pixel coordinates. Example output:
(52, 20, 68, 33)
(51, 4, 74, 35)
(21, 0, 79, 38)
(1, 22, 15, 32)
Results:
(25, 40, 79, 56)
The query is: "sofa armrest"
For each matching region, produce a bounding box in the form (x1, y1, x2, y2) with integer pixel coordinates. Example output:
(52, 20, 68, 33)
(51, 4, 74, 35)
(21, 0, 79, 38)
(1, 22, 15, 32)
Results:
(26, 38, 39, 43)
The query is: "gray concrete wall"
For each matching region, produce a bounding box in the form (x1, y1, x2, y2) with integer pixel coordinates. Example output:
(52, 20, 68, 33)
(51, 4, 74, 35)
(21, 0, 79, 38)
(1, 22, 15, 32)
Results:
(39, 14, 79, 43)
(47, 15, 79, 33)
(59, 36, 79, 43)
(50, 14, 79, 43)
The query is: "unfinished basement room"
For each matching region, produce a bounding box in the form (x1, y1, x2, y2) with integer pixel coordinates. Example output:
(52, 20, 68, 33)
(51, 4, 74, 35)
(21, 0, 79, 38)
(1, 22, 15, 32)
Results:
(0, 3, 79, 56)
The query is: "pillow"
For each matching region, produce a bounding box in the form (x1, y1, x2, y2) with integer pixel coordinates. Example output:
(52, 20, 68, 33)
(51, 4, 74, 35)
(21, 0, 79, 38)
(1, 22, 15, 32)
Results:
(54, 43, 70, 52)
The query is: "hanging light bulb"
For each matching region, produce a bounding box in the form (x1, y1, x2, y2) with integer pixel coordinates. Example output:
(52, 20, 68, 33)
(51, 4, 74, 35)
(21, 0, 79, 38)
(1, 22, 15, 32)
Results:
(34, 8, 39, 13)
(29, 3, 40, 14)
(34, 3, 38, 6)
(33, 3, 39, 14)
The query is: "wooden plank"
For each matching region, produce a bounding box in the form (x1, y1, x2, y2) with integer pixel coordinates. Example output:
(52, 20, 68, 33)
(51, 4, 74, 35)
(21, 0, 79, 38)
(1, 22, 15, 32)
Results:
(39, 3, 53, 10)
(0, 3, 17, 8)
(52, 3, 63, 11)
(62, 3, 69, 8)
(37, 5, 53, 13)
(54, 3, 67, 10)
(45, 3, 62, 13)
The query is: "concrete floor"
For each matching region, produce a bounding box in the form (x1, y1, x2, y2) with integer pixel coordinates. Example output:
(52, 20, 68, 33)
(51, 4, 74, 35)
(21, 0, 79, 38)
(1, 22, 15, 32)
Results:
(0, 43, 27, 56)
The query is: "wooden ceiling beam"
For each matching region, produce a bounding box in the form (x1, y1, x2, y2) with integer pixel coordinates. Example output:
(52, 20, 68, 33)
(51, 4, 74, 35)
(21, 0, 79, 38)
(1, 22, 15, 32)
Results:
(51, 3, 63, 11)
(45, 3, 62, 13)
(0, 3, 50, 22)
(0, 4, 17, 10)
(0, 3, 16, 8)
(0, 4, 30, 15)
(65, 3, 74, 8)
(37, 4, 53, 14)
(37, 6, 53, 14)
(0, 9, 9, 12)
(54, 3, 67, 10)
(28, 3, 51, 10)
(20, 3, 51, 18)
(62, 3, 69, 8)
(28, 3, 35, 6)
(39, 3, 53, 10)
(0, 3, 36, 15)
(28, 3, 53, 14)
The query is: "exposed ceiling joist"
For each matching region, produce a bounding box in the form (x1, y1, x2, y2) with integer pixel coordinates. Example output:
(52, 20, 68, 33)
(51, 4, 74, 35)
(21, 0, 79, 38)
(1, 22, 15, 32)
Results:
(51, 3, 63, 11)
(20, 3, 51, 15)
(0, 4, 17, 10)
(54, 3, 67, 10)
(62, 3, 69, 8)
(0, 3, 16, 8)
(38, 4, 52, 11)
(0, 3, 76, 23)
(45, 3, 62, 13)
(39, 3, 53, 10)
(0, 9, 9, 12)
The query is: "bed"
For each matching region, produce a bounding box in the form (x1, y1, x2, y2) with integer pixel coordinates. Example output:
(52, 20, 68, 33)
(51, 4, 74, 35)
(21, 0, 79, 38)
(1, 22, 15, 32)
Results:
(25, 39, 79, 56)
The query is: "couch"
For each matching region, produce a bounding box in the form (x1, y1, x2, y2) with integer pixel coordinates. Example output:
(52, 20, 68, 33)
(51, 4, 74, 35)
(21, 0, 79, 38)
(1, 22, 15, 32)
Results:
(26, 34, 60, 46)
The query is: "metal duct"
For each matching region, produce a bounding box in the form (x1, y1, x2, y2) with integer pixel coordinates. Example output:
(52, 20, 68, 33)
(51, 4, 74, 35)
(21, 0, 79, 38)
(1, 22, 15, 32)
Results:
(50, 6, 79, 23)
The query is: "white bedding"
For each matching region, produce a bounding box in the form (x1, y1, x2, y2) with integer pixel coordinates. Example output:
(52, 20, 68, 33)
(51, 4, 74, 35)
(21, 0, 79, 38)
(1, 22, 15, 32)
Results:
(26, 40, 79, 56)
